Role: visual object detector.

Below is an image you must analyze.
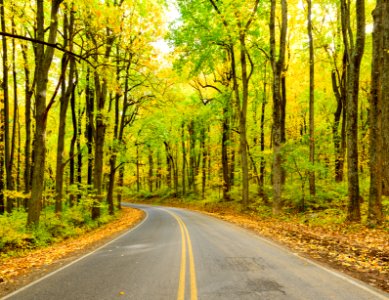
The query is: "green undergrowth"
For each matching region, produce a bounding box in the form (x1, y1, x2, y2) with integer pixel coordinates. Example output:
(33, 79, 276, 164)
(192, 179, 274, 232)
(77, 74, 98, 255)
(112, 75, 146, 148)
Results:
(0, 204, 116, 258)
(129, 184, 389, 231)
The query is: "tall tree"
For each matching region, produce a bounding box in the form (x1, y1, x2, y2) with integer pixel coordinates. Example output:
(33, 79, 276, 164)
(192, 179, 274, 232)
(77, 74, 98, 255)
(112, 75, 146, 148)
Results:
(368, 0, 384, 225)
(382, 1, 389, 196)
(270, 0, 288, 214)
(1, 0, 14, 213)
(341, 0, 365, 222)
(307, 0, 315, 197)
(28, 0, 63, 227)
(55, 4, 76, 213)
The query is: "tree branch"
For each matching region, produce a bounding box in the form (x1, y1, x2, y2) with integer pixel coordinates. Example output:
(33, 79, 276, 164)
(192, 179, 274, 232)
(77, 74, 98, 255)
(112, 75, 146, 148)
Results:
(0, 31, 95, 67)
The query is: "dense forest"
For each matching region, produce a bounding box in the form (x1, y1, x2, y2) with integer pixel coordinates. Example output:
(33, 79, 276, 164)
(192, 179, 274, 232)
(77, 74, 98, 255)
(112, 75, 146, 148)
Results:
(0, 0, 387, 247)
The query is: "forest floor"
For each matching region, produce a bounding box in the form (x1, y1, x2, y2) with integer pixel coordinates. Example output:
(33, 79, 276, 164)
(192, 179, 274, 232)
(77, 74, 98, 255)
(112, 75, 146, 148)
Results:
(0, 207, 144, 298)
(133, 198, 389, 293)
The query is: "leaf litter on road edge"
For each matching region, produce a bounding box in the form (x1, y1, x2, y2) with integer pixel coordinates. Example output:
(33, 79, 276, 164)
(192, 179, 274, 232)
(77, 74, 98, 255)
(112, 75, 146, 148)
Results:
(0, 207, 144, 297)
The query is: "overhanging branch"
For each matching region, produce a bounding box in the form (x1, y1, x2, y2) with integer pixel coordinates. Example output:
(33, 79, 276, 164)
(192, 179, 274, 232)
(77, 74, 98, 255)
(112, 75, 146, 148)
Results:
(0, 31, 95, 68)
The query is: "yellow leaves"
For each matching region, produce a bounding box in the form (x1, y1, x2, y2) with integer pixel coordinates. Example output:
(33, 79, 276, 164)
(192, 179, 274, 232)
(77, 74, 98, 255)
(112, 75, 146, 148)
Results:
(119, 291, 126, 296)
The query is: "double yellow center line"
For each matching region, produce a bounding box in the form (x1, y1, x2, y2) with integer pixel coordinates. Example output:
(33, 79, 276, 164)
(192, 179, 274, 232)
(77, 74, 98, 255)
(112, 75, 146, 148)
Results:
(163, 209, 198, 300)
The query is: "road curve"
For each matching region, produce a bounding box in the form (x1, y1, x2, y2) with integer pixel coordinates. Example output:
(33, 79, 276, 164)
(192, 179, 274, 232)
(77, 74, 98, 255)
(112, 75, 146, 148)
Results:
(2, 204, 388, 300)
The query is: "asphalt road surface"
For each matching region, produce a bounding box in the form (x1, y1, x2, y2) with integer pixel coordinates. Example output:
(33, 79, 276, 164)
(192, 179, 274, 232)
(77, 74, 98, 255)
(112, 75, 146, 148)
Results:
(3, 204, 388, 300)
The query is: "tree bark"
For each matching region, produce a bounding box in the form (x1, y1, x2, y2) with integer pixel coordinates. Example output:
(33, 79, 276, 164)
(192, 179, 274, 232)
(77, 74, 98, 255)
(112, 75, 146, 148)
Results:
(221, 104, 231, 201)
(21, 44, 33, 200)
(28, 0, 63, 227)
(181, 123, 187, 197)
(270, 0, 288, 214)
(343, 0, 365, 222)
(69, 84, 77, 207)
(55, 6, 76, 213)
(382, 0, 389, 196)
(368, 0, 384, 225)
(201, 128, 207, 199)
(307, 0, 316, 197)
(148, 147, 154, 193)
(1, 0, 14, 213)
(239, 34, 250, 208)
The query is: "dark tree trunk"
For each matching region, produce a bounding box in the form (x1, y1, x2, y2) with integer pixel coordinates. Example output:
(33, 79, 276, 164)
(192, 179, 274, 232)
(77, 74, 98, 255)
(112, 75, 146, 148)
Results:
(342, 0, 365, 222)
(28, 0, 63, 227)
(77, 103, 83, 202)
(0, 84, 4, 214)
(259, 66, 267, 202)
(136, 142, 141, 192)
(69, 86, 77, 207)
(270, 0, 288, 214)
(86, 69, 94, 190)
(307, 0, 316, 197)
(201, 129, 207, 199)
(368, 0, 385, 225)
(238, 34, 250, 208)
(1, 0, 14, 213)
(188, 121, 197, 193)
(91, 72, 108, 220)
(165, 142, 178, 197)
(331, 64, 346, 182)
(11, 11, 19, 200)
(148, 147, 154, 193)
(221, 104, 231, 201)
(106, 50, 121, 216)
(382, 1, 389, 196)
(55, 6, 75, 213)
(21, 44, 33, 201)
(181, 123, 187, 197)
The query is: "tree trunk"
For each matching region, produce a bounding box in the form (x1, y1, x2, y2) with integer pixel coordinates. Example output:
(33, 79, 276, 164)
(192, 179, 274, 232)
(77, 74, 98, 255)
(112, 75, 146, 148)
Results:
(368, 0, 384, 225)
(21, 44, 33, 200)
(55, 6, 75, 213)
(382, 1, 389, 196)
(148, 147, 154, 193)
(91, 73, 107, 220)
(77, 101, 83, 202)
(239, 34, 250, 208)
(181, 123, 186, 197)
(201, 128, 207, 199)
(270, 0, 288, 214)
(28, 0, 63, 227)
(135, 142, 141, 192)
(343, 0, 365, 222)
(69, 86, 77, 207)
(11, 10, 18, 202)
(0, 82, 4, 214)
(307, 0, 316, 196)
(221, 104, 231, 201)
(1, 0, 14, 213)
(188, 121, 197, 193)
(259, 66, 267, 202)
(86, 69, 94, 190)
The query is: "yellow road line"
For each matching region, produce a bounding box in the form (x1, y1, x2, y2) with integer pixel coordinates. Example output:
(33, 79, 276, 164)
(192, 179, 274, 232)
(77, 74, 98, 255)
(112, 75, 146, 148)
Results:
(162, 209, 198, 300)
(176, 214, 186, 300)
(182, 219, 198, 300)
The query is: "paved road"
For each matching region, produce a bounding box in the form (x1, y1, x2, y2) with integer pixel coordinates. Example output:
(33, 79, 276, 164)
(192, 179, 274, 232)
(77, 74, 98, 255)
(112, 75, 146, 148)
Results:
(3, 204, 388, 300)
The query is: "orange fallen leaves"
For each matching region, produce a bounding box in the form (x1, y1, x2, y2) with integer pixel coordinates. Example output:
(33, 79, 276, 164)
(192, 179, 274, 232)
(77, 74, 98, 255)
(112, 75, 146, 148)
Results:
(0, 208, 144, 287)
(154, 200, 389, 293)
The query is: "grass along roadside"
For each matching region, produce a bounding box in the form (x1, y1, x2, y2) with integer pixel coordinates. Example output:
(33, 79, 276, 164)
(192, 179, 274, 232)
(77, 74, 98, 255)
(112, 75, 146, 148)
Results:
(0, 207, 144, 298)
(131, 198, 389, 293)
